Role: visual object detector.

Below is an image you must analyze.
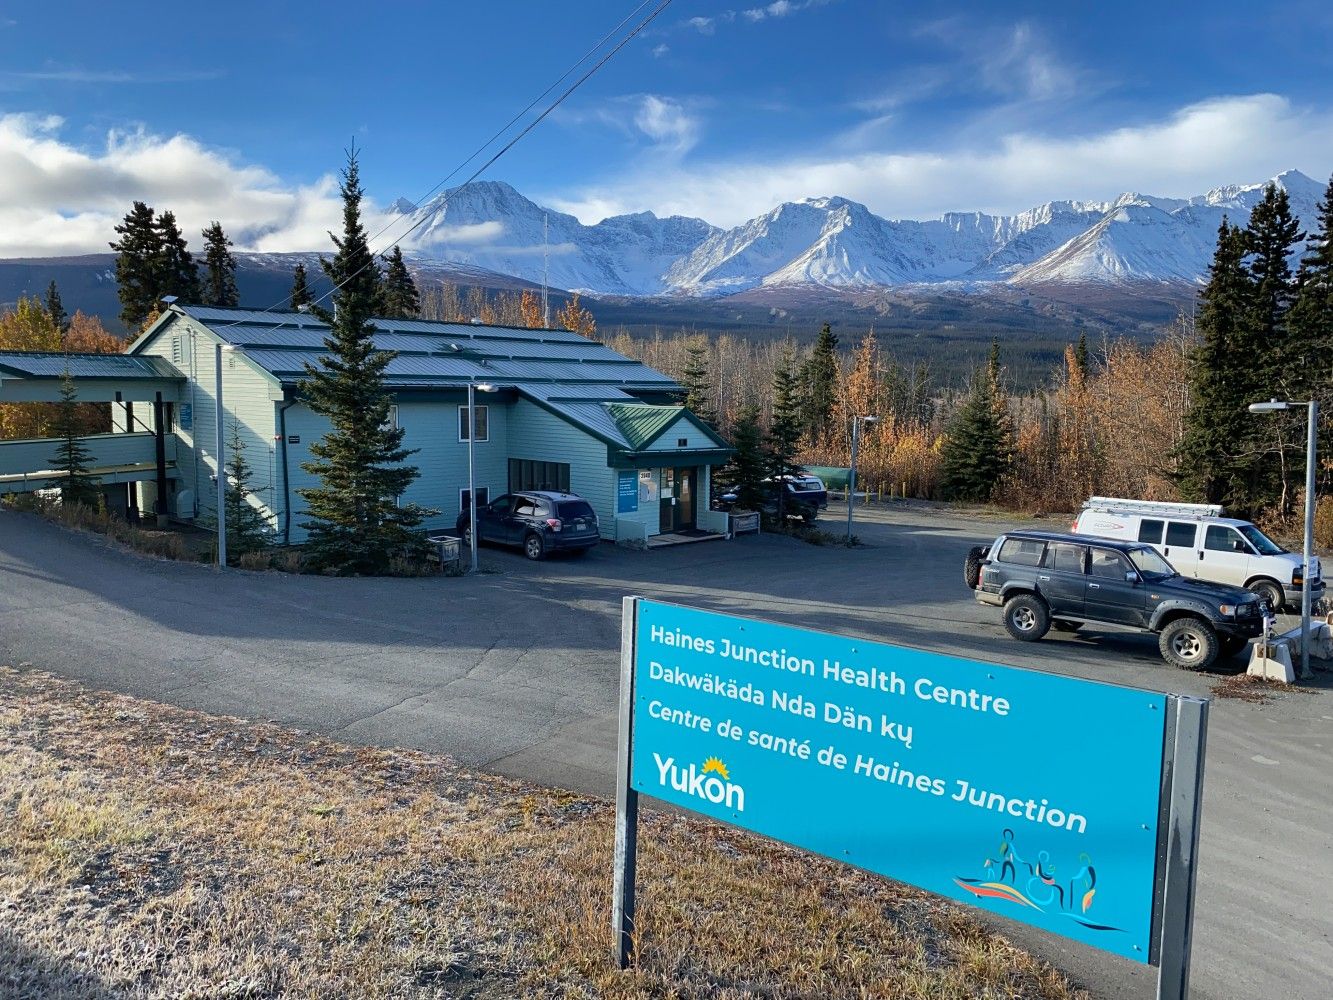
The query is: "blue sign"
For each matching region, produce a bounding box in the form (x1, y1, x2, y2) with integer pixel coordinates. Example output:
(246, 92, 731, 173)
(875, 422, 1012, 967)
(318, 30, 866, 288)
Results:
(617, 470, 639, 514)
(629, 600, 1168, 963)
(178, 402, 192, 431)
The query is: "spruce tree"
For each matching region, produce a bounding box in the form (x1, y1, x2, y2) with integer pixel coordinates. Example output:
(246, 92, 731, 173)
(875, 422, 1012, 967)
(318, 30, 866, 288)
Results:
(726, 403, 768, 511)
(1177, 221, 1257, 505)
(49, 369, 101, 508)
(939, 364, 1011, 502)
(224, 421, 271, 559)
(45, 280, 69, 338)
(680, 336, 715, 425)
(381, 246, 420, 318)
(799, 322, 838, 440)
(1290, 175, 1333, 491)
(110, 201, 164, 330)
(290, 262, 313, 310)
(1073, 332, 1089, 376)
(298, 147, 436, 575)
(154, 211, 201, 304)
(201, 221, 240, 307)
(768, 347, 804, 519)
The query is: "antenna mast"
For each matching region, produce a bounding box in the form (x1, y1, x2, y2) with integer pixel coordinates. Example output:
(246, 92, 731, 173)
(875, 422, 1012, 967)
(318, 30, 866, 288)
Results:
(542, 212, 550, 327)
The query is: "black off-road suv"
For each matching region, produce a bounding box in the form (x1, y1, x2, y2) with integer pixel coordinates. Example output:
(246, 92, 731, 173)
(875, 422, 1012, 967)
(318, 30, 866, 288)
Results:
(967, 530, 1264, 669)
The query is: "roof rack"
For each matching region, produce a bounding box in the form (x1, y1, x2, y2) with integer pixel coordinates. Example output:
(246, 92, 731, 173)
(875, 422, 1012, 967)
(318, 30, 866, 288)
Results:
(1081, 496, 1225, 519)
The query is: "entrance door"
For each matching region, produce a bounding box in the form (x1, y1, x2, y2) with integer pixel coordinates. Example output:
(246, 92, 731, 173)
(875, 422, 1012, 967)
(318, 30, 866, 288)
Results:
(673, 467, 697, 530)
(659, 468, 674, 533)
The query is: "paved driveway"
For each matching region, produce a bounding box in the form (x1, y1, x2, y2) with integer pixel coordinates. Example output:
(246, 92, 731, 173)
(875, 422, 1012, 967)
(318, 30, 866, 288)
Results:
(1, 505, 1329, 1000)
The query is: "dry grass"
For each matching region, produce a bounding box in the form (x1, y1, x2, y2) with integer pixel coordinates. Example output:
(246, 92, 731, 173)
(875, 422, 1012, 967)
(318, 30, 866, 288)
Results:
(0, 668, 1087, 1000)
(1212, 672, 1316, 703)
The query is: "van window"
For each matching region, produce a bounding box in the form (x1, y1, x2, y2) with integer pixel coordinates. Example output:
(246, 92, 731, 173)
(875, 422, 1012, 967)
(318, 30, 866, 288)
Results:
(998, 538, 1046, 566)
(1205, 525, 1248, 553)
(1138, 518, 1165, 544)
(1044, 542, 1085, 574)
(1165, 522, 1197, 547)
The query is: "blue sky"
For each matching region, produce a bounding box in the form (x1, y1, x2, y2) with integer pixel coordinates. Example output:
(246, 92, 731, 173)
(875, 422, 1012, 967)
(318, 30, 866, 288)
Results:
(1, 0, 1331, 255)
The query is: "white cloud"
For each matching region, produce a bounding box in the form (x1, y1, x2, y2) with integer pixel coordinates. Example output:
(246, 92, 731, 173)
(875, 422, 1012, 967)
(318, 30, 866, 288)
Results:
(415, 220, 505, 248)
(0, 114, 399, 257)
(544, 94, 1333, 228)
(915, 18, 1080, 102)
(686, 16, 715, 34)
(633, 95, 699, 154)
(651, 43, 670, 58)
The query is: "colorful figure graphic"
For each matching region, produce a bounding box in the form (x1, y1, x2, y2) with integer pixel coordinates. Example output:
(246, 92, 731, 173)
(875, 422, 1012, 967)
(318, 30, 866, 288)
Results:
(955, 830, 1120, 935)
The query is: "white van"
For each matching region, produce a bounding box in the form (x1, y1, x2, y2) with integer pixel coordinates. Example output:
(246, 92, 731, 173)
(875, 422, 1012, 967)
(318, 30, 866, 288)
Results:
(1072, 497, 1323, 611)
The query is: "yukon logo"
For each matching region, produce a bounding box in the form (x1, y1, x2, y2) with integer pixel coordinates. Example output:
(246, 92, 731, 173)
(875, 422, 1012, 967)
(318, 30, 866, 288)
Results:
(653, 752, 746, 812)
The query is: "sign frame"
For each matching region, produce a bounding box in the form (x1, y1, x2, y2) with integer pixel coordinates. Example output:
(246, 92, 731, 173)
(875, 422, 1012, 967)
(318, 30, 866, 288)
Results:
(611, 596, 1207, 1000)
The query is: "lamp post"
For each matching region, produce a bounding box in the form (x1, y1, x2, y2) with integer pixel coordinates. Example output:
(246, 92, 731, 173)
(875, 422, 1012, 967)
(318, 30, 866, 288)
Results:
(1248, 398, 1319, 679)
(846, 415, 879, 544)
(215, 342, 237, 569)
(466, 381, 495, 573)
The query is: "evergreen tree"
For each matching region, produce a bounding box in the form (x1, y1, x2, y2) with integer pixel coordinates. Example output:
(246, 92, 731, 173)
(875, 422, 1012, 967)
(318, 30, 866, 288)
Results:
(679, 336, 715, 425)
(768, 347, 804, 519)
(1290, 175, 1333, 491)
(798, 322, 838, 440)
(939, 362, 1012, 502)
(154, 210, 201, 304)
(1177, 221, 1257, 505)
(726, 403, 768, 511)
(45, 280, 69, 338)
(290, 262, 313, 310)
(1073, 332, 1089, 376)
(109, 201, 164, 330)
(49, 368, 101, 508)
(298, 147, 435, 575)
(201, 221, 240, 307)
(224, 420, 271, 559)
(381, 246, 420, 318)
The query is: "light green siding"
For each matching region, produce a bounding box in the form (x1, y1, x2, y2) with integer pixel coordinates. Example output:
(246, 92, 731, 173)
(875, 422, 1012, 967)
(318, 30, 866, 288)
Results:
(507, 399, 617, 538)
(643, 414, 716, 452)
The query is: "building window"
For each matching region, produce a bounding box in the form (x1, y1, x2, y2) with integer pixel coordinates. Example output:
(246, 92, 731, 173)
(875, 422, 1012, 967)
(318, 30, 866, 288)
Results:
(460, 487, 489, 514)
(678, 438, 688, 447)
(458, 405, 489, 442)
(508, 458, 570, 493)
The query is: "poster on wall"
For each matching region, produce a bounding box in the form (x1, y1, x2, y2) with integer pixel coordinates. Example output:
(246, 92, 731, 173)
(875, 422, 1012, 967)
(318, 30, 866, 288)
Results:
(638, 469, 659, 504)
(618, 471, 639, 513)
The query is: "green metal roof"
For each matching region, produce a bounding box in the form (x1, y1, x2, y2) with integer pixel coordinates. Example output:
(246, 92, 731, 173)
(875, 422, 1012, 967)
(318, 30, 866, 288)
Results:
(605, 403, 690, 450)
(0, 352, 183, 380)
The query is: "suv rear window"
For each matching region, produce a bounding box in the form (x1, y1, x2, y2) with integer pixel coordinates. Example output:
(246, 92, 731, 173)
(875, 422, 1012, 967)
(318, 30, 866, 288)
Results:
(997, 538, 1046, 566)
(557, 500, 595, 519)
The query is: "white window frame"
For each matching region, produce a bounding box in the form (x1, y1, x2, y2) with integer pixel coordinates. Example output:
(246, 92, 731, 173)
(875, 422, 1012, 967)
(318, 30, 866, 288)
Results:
(458, 404, 489, 443)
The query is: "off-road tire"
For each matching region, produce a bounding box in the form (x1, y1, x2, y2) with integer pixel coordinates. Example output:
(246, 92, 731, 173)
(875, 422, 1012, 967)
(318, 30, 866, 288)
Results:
(964, 545, 989, 590)
(1219, 634, 1250, 660)
(1159, 617, 1219, 670)
(1003, 594, 1050, 642)
(524, 533, 546, 561)
(1249, 579, 1284, 614)
(462, 525, 473, 548)
(1051, 619, 1084, 633)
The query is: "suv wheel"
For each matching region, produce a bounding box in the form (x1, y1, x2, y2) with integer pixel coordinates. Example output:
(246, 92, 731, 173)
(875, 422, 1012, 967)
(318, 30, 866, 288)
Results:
(1159, 617, 1218, 669)
(524, 533, 546, 561)
(462, 525, 473, 548)
(1248, 579, 1284, 614)
(964, 545, 989, 590)
(1003, 594, 1050, 642)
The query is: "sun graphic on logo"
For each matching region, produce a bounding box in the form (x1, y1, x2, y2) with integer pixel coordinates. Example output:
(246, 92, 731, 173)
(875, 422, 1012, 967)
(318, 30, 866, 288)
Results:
(701, 757, 730, 781)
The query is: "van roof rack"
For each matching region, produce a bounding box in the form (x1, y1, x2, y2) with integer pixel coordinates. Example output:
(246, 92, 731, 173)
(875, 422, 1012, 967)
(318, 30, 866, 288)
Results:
(1082, 496, 1226, 519)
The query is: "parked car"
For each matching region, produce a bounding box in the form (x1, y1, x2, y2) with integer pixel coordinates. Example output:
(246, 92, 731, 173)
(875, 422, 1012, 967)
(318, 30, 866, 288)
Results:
(456, 491, 599, 560)
(968, 529, 1264, 669)
(1072, 496, 1322, 612)
(715, 474, 828, 522)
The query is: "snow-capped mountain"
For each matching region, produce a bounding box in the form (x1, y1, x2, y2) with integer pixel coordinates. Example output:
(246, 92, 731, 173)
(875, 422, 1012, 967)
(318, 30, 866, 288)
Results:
(392, 171, 1327, 297)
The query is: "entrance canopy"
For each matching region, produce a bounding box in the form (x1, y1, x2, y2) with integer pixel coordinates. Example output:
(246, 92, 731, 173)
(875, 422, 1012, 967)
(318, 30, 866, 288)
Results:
(0, 351, 184, 403)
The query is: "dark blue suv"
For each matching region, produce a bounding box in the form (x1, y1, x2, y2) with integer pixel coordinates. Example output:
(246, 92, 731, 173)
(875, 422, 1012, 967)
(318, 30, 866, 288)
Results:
(457, 490, 600, 560)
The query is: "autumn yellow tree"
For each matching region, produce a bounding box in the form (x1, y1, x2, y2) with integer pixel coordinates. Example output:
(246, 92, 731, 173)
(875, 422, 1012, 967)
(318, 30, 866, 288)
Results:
(556, 292, 596, 340)
(519, 290, 543, 328)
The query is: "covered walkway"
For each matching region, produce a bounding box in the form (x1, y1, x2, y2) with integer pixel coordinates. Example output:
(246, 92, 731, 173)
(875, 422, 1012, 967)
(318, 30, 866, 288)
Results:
(0, 351, 186, 522)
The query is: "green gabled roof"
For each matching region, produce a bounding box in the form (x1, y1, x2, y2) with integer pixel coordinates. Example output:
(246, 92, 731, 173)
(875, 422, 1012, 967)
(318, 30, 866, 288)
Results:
(605, 403, 688, 450)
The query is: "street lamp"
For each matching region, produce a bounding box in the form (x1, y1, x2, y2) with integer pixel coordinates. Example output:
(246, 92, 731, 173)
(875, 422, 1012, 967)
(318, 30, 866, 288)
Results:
(846, 415, 879, 544)
(215, 342, 238, 569)
(466, 381, 495, 573)
(1248, 397, 1319, 679)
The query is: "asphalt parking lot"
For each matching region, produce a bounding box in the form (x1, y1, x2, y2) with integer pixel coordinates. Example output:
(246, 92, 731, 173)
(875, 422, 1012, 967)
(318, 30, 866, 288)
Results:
(1, 503, 1329, 1000)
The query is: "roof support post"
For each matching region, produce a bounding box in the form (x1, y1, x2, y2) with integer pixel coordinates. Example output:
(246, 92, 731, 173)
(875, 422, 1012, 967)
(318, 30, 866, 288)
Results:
(153, 391, 169, 528)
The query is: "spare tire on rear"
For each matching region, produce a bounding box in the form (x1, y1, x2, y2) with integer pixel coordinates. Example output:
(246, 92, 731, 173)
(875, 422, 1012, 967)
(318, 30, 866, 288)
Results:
(964, 545, 989, 590)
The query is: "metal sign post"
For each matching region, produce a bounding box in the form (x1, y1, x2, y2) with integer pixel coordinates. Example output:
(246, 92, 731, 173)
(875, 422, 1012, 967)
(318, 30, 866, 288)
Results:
(1155, 696, 1208, 1000)
(612, 596, 640, 968)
